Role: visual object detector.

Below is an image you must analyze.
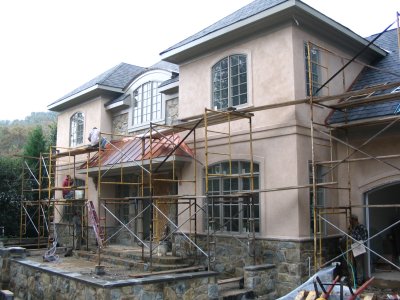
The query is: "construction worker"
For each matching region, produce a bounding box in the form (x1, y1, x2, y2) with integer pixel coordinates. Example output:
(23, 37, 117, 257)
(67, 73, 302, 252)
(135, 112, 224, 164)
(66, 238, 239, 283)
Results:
(349, 215, 368, 286)
(62, 175, 74, 199)
(88, 127, 107, 149)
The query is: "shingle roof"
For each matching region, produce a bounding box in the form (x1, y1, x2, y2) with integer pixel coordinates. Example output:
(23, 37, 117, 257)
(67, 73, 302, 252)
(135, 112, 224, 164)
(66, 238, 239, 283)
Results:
(160, 0, 288, 55)
(49, 63, 145, 106)
(328, 29, 400, 124)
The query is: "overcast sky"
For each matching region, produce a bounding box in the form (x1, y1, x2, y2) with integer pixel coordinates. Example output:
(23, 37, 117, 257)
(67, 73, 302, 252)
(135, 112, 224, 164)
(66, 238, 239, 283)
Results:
(0, 0, 398, 121)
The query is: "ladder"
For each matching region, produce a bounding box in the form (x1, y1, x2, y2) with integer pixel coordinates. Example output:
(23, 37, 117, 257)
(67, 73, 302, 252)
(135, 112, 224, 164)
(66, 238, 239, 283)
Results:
(87, 200, 104, 248)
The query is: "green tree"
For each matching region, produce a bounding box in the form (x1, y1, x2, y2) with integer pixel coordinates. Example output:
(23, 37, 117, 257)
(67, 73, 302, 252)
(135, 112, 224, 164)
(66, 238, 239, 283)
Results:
(0, 157, 22, 237)
(22, 126, 48, 199)
(46, 121, 57, 149)
(23, 125, 47, 160)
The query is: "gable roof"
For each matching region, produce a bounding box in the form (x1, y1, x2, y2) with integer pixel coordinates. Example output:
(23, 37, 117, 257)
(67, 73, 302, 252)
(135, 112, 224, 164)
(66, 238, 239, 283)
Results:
(48, 63, 145, 111)
(328, 29, 400, 125)
(160, 0, 385, 64)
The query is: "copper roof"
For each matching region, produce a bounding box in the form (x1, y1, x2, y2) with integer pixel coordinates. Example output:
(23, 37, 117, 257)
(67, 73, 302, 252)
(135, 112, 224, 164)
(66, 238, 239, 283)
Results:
(82, 134, 194, 169)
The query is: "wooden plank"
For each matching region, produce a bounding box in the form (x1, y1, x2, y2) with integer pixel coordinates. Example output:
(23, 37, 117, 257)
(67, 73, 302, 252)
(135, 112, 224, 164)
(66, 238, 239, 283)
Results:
(128, 265, 205, 278)
(305, 291, 317, 300)
(361, 293, 375, 300)
(294, 290, 306, 300)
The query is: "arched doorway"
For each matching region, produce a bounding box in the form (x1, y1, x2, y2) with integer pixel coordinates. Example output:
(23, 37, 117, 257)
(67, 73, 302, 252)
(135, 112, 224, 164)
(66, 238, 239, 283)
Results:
(366, 182, 400, 278)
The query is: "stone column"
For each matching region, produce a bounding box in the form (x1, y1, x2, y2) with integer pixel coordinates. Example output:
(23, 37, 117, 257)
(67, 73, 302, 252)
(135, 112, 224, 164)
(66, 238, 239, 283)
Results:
(244, 264, 277, 299)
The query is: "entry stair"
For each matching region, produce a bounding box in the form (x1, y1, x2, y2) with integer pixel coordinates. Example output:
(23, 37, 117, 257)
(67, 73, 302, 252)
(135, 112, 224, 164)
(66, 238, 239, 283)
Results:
(74, 246, 193, 272)
(217, 276, 255, 300)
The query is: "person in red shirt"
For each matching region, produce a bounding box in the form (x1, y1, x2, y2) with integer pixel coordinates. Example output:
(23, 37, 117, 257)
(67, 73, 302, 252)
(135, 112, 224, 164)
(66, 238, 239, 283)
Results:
(62, 175, 74, 199)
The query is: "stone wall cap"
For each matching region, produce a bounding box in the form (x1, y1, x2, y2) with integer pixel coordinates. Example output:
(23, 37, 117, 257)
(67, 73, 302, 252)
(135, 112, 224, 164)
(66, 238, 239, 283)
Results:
(244, 264, 275, 271)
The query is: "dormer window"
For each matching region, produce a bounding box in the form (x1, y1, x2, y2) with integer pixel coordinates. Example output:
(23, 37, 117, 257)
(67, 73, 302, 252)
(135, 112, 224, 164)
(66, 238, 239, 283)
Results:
(69, 112, 84, 147)
(212, 54, 248, 110)
(132, 81, 163, 127)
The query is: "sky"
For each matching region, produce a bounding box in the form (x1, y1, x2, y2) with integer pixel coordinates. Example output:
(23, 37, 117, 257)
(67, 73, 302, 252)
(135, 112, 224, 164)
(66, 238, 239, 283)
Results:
(0, 0, 398, 121)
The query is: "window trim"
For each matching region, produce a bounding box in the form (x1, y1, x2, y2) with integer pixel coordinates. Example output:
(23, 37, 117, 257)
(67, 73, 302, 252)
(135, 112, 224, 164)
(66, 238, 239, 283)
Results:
(69, 112, 84, 147)
(211, 53, 249, 111)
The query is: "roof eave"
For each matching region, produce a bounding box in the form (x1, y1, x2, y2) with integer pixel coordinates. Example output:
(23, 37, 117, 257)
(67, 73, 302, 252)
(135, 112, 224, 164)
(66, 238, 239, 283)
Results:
(48, 84, 123, 112)
(160, 0, 386, 64)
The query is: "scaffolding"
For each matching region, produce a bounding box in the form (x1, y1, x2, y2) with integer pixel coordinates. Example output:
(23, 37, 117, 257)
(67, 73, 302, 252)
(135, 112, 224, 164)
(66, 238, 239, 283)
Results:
(18, 145, 96, 251)
(81, 107, 257, 271)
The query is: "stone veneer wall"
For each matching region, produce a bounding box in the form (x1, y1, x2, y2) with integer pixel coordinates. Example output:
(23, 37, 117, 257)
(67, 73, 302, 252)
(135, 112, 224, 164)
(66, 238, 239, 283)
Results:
(1, 252, 218, 300)
(112, 113, 128, 136)
(166, 98, 179, 125)
(175, 234, 340, 297)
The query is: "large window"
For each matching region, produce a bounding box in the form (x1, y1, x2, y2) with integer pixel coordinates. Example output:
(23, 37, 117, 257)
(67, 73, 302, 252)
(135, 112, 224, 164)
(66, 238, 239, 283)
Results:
(69, 112, 84, 147)
(132, 81, 163, 127)
(304, 44, 322, 96)
(212, 54, 247, 110)
(206, 161, 259, 234)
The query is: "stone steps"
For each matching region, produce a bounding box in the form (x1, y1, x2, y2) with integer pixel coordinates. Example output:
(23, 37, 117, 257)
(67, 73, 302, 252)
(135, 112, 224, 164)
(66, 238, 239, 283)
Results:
(74, 250, 191, 272)
(218, 276, 255, 300)
(218, 288, 255, 300)
(100, 247, 186, 265)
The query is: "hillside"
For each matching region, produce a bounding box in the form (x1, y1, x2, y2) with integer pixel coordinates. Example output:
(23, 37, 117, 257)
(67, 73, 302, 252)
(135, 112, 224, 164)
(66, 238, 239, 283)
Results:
(0, 111, 57, 156)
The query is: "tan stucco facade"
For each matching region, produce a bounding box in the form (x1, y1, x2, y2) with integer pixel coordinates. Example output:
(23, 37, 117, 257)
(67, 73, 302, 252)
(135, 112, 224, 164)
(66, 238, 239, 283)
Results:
(175, 23, 368, 239)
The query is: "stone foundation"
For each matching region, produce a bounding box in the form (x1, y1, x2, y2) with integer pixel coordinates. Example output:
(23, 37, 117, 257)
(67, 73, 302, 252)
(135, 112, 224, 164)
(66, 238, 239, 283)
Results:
(244, 264, 277, 299)
(175, 234, 340, 297)
(2, 254, 217, 300)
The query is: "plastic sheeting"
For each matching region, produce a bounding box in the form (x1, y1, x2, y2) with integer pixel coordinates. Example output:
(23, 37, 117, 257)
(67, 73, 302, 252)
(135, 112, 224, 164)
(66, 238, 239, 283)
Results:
(277, 264, 360, 300)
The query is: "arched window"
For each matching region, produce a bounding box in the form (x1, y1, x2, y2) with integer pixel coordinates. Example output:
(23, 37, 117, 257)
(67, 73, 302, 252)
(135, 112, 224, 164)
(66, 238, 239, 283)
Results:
(132, 81, 163, 127)
(212, 54, 247, 110)
(205, 160, 259, 233)
(70, 112, 84, 147)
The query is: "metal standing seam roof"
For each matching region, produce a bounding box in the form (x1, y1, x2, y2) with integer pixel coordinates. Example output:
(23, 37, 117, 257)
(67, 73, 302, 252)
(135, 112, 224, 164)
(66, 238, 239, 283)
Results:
(328, 29, 400, 124)
(82, 135, 194, 169)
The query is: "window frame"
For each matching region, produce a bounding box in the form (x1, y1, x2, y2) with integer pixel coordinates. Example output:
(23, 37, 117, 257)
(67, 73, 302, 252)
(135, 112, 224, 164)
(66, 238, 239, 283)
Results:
(131, 81, 164, 128)
(211, 54, 248, 110)
(205, 160, 260, 234)
(69, 112, 84, 147)
(304, 43, 322, 97)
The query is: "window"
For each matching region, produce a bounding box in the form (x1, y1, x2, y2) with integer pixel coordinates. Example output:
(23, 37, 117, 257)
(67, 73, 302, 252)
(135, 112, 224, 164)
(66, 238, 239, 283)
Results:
(132, 81, 163, 127)
(70, 112, 84, 147)
(205, 161, 259, 233)
(309, 163, 328, 235)
(305, 44, 322, 96)
(212, 54, 247, 110)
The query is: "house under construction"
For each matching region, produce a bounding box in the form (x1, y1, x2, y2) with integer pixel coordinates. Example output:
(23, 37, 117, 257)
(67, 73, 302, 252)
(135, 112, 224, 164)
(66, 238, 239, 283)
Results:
(2, 1, 400, 299)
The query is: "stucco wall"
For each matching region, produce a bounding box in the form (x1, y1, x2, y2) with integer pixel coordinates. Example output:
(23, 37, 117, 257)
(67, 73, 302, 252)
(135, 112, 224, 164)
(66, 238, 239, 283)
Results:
(176, 22, 368, 239)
